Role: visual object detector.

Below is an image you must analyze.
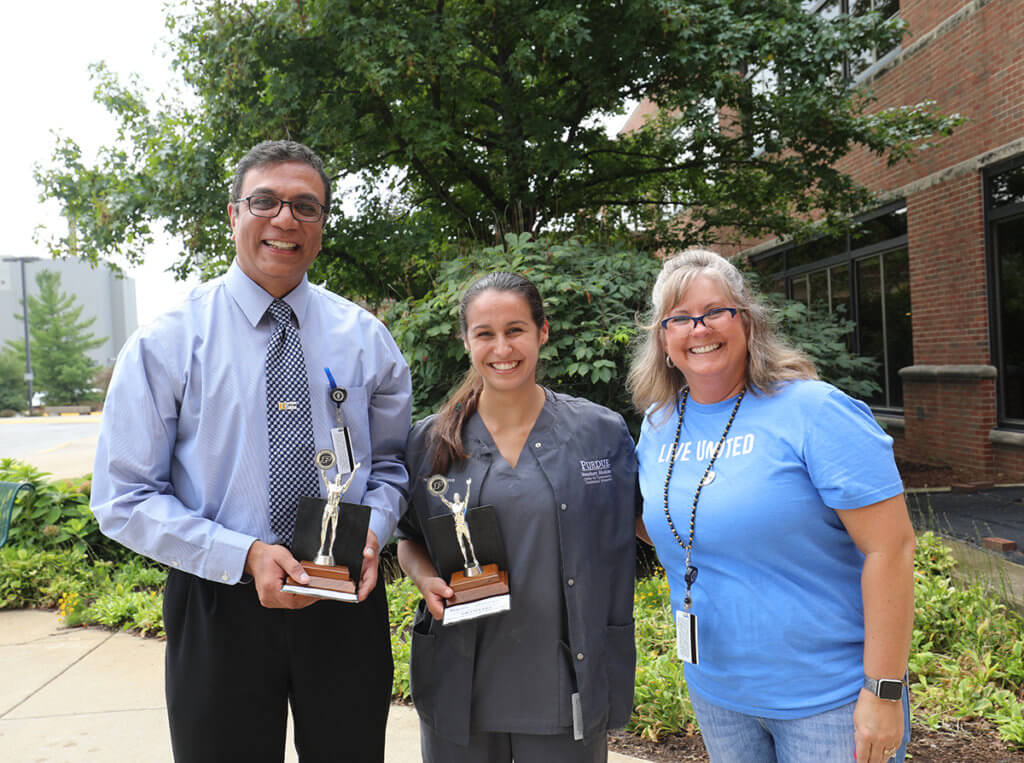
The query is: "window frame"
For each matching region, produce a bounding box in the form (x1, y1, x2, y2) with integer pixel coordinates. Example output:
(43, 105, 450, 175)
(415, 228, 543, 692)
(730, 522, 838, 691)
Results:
(984, 154, 1024, 429)
(748, 201, 909, 413)
(802, 0, 902, 82)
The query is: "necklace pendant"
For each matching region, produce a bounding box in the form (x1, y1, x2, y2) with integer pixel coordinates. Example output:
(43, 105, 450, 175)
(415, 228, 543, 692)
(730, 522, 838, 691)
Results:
(701, 470, 716, 486)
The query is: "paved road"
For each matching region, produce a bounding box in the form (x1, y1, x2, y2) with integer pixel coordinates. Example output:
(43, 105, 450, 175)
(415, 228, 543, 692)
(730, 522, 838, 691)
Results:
(0, 415, 101, 479)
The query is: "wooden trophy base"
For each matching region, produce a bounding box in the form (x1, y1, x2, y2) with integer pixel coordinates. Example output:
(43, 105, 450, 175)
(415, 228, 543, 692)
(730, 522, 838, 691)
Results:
(281, 561, 358, 603)
(443, 563, 510, 625)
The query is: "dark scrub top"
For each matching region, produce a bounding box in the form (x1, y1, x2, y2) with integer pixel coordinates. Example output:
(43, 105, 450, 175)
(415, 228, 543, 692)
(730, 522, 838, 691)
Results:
(398, 389, 639, 747)
(464, 408, 573, 733)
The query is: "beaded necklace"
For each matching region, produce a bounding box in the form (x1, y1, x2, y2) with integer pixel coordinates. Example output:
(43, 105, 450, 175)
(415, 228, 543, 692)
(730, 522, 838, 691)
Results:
(662, 386, 745, 609)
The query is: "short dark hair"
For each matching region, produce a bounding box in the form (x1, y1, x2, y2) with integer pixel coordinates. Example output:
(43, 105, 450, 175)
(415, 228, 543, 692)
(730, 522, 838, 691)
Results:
(230, 140, 332, 213)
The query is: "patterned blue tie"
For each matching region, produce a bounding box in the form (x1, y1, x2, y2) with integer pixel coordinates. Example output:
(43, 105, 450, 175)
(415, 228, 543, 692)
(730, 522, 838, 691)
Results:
(265, 299, 318, 545)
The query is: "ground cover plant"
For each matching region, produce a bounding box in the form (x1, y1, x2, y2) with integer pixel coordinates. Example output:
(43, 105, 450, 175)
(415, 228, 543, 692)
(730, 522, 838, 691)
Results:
(3, 465, 1021, 754)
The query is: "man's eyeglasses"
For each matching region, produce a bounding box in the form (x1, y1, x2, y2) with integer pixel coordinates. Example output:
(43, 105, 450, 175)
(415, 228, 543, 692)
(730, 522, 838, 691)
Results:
(660, 307, 738, 332)
(235, 194, 328, 223)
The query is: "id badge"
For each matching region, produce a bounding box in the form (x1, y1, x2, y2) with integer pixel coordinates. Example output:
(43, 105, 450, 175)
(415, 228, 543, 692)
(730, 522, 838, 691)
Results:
(331, 426, 356, 475)
(676, 609, 699, 664)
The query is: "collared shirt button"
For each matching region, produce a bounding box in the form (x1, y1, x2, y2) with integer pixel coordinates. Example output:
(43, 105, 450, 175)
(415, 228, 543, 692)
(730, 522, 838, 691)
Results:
(576, 652, 585, 661)
(172, 560, 180, 567)
(560, 503, 567, 511)
(567, 577, 575, 586)
(221, 571, 230, 581)
(534, 442, 542, 448)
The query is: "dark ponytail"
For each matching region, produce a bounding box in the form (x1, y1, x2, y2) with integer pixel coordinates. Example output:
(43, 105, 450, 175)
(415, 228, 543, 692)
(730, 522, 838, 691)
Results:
(429, 271, 545, 474)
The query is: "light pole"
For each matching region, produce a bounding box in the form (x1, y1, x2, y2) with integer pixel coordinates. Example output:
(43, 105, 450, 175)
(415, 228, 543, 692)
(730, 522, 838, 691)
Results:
(3, 256, 39, 414)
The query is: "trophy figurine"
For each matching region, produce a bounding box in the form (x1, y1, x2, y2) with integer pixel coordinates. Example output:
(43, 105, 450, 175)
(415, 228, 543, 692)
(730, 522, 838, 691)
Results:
(314, 464, 361, 566)
(437, 478, 483, 578)
(426, 475, 510, 625)
(281, 451, 370, 603)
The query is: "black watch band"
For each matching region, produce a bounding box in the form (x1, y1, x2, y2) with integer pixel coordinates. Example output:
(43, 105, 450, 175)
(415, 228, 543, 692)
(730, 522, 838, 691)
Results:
(863, 676, 904, 701)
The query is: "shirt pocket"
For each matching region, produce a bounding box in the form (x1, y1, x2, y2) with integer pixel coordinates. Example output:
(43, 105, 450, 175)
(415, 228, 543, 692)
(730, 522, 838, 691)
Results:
(322, 385, 371, 501)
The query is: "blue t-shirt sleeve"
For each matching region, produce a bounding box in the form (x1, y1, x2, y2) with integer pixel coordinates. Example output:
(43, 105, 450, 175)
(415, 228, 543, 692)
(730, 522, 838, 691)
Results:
(803, 387, 904, 510)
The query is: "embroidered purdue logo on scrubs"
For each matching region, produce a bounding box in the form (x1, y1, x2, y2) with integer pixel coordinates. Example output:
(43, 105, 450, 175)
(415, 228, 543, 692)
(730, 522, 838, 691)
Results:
(579, 458, 612, 485)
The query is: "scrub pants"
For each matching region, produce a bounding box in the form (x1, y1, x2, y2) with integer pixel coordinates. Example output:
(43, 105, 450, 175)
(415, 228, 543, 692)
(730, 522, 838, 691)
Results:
(419, 722, 608, 763)
(163, 569, 393, 763)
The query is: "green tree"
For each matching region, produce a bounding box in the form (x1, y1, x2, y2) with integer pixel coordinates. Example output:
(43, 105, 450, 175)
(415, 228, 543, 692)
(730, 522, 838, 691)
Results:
(35, 0, 958, 305)
(0, 350, 29, 412)
(5, 270, 106, 405)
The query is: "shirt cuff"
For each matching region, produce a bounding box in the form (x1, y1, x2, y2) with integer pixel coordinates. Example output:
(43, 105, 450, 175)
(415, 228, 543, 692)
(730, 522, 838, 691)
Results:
(201, 527, 259, 585)
(368, 509, 397, 549)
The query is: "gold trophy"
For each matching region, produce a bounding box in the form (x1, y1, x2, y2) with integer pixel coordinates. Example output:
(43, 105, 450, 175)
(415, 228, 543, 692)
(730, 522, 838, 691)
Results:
(282, 450, 368, 602)
(427, 475, 509, 625)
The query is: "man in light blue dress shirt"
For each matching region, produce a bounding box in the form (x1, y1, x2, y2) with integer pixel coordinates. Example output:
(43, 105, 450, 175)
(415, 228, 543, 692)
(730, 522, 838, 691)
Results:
(91, 140, 412, 762)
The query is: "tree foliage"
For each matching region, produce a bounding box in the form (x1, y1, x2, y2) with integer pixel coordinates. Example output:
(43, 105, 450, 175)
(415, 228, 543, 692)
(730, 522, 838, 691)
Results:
(0, 351, 28, 412)
(386, 233, 880, 430)
(385, 234, 662, 429)
(36, 0, 958, 304)
(5, 270, 106, 405)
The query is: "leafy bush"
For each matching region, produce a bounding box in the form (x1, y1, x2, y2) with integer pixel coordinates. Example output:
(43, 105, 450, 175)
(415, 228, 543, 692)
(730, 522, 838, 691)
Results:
(0, 547, 91, 609)
(5, 467, 1020, 747)
(740, 267, 882, 401)
(387, 576, 421, 701)
(768, 297, 882, 401)
(386, 233, 662, 431)
(909, 532, 1024, 746)
(0, 546, 167, 636)
(0, 459, 122, 558)
(629, 572, 696, 740)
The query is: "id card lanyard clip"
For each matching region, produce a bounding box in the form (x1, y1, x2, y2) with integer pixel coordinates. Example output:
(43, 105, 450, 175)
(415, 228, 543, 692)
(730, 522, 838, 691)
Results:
(324, 367, 355, 475)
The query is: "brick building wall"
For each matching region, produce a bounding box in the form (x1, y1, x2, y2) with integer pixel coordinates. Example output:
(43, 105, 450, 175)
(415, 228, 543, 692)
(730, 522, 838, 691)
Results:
(773, 0, 1024, 481)
(620, 0, 1024, 481)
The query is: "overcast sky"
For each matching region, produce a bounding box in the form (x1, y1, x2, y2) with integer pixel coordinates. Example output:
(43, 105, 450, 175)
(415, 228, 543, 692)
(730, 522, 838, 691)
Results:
(2, 1, 198, 325)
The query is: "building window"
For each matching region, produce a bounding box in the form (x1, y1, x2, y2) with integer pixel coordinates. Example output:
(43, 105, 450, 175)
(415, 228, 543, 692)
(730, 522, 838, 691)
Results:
(749, 202, 909, 410)
(803, 0, 901, 79)
(986, 157, 1024, 426)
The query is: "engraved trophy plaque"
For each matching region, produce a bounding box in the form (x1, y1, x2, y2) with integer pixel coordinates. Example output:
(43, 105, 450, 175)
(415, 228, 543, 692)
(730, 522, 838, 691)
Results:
(282, 450, 370, 603)
(424, 474, 510, 625)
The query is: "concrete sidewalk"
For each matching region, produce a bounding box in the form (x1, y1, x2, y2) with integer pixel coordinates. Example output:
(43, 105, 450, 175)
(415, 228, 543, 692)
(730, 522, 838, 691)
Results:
(0, 609, 643, 762)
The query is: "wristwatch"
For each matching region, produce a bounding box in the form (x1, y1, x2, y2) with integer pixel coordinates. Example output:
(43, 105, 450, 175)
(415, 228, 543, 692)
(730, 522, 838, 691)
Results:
(863, 676, 904, 701)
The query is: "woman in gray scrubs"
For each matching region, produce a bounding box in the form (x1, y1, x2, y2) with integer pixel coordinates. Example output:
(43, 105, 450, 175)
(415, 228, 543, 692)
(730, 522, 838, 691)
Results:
(397, 271, 639, 763)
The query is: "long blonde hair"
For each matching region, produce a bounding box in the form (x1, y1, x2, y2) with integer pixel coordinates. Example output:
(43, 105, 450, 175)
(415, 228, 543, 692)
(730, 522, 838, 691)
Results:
(627, 249, 817, 420)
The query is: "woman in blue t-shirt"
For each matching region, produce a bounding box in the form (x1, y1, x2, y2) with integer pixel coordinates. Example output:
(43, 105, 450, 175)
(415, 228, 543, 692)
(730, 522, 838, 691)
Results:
(628, 249, 914, 763)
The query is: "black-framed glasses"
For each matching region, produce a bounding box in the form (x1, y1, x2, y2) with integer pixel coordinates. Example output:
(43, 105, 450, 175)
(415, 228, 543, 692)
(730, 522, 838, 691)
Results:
(660, 307, 738, 331)
(235, 194, 328, 223)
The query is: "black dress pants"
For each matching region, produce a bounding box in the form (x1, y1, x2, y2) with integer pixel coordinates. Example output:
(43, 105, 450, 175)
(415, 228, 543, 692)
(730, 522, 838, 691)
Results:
(163, 569, 393, 763)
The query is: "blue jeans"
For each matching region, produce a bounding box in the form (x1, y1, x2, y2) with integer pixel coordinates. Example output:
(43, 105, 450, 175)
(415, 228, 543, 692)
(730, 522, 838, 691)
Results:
(689, 690, 910, 763)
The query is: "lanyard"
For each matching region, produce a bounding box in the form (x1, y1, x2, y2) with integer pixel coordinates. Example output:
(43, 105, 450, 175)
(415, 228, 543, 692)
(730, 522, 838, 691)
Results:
(324, 367, 346, 426)
(662, 386, 745, 609)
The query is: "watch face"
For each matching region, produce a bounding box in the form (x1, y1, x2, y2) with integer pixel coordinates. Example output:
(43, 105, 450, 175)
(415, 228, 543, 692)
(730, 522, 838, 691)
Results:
(878, 679, 903, 700)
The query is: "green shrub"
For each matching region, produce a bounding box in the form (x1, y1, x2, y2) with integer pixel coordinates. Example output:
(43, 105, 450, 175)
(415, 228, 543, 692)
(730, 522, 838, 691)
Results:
(0, 459, 124, 558)
(385, 234, 662, 431)
(0, 547, 90, 608)
(910, 532, 1024, 747)
(387, 576, 421, 701)
(629, 572, 696, 741)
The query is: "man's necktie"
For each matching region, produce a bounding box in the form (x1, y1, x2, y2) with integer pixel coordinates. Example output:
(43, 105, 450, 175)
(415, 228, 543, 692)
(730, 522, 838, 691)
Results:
(265, 299, 319, 545)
